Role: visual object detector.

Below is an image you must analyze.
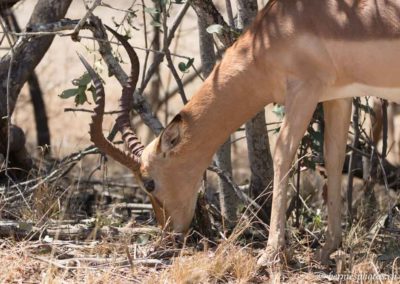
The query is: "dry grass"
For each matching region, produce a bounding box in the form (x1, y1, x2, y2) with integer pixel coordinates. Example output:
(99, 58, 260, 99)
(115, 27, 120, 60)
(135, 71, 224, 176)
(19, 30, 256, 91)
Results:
(2, 193, 399, 284)
(1, 212, 400, 283)
(153, 244, 257, 283)
(2, 1, 400, 283)
(1, 153, 400, 283)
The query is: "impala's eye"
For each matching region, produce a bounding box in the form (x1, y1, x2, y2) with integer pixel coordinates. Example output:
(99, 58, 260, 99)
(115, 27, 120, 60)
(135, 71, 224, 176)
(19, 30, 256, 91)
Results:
(143, 178, 155, 192)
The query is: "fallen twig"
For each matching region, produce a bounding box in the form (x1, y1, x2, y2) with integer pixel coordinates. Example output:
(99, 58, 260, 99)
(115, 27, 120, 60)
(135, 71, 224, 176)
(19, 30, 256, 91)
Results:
(0, 220, 160, 240)
(31, 255, 164, 270)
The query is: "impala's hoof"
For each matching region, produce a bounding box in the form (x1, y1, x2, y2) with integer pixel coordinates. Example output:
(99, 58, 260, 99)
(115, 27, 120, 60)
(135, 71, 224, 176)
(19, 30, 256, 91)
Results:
(257, 246, 283, 267)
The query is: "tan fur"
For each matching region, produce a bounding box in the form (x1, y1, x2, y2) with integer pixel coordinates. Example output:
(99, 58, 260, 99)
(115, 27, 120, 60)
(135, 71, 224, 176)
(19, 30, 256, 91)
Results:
(134, 0, 400, 263)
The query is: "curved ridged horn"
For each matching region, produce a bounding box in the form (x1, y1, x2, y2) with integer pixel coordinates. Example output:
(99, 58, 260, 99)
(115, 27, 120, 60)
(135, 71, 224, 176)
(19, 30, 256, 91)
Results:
(78, 54, 141, 171)
(104, 25, 144, 157)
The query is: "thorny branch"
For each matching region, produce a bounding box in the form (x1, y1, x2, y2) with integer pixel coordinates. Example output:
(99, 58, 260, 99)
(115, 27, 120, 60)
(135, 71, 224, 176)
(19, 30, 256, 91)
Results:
(161, 4, 187, 104)
(71, 0, 101, 40)
(138, 0, 191, 100)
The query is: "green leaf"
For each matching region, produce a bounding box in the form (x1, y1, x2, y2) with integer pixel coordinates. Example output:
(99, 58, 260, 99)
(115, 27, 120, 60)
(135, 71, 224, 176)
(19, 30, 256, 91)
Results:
(74, 88, 88, 106)
(206, 24, 224, 35)
(150, 20, 162, 27)
(72, 73, 92, 87)
(178, 62, 187, 72)
(59, 88, 79, 99)
(178, 58, 195, 73)
(78, 73, 92, 86)
(144, 7, 159, 16)
(272, 104, 285, 119)
(273, 126, 281, 134)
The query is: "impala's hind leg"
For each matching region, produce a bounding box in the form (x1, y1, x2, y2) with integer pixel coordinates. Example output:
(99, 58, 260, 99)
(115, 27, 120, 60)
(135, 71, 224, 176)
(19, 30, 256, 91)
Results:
(319, 98, 352, 263)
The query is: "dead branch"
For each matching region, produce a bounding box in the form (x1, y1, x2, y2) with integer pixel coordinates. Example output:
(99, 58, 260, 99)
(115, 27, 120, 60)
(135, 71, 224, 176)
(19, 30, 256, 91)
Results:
(64, 108, 123, 115)
(138, 1, 191, 99)
(71, 0, 101, 40)
(0, 220, 160, 240)
(32, 255, 165, 269)
(162, 5, 187, 104)
(347, 98, 361, 225)
(155, 70, 200, 113)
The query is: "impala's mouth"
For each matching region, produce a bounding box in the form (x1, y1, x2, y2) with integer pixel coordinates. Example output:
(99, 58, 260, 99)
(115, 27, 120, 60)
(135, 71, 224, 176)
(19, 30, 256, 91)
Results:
(149, 194, 170, 229)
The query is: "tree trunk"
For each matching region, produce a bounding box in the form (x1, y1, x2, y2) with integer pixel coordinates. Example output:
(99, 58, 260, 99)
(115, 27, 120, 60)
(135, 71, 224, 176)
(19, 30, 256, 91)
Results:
(28, 73, 51, 154)
(0, 0, 72, 119)
(1, 9, 51, 154)
(237, 0, 274, 223)
(236, 0, 258, 28)
(191, 0, 235, 47)
(0, 0, 71, 168)
(145, 0, 162, 141)
(195, 3, 239, 227)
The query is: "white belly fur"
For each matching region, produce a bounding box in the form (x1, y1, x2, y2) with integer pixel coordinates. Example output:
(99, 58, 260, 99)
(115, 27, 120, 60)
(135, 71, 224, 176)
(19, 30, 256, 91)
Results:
(320, 39, 400, 103)
(321, 84, 400, 103)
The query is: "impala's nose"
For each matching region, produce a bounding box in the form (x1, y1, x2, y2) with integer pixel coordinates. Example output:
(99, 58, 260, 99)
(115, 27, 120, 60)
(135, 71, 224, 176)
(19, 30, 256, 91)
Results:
(149, 194, 195, 233)
(149, 195, 170, 229)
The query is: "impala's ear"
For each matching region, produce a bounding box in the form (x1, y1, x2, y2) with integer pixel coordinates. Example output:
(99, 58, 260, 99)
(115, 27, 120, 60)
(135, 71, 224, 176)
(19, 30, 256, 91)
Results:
(159, 114, 183, 154)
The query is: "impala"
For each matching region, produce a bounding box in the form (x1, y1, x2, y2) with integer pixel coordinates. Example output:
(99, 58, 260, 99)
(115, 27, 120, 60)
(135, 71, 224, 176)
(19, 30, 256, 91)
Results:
(79, 0, 400, 264)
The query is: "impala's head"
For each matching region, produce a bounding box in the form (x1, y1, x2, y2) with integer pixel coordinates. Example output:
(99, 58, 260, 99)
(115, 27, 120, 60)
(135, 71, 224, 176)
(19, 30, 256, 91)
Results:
(79, 26, 200, 233)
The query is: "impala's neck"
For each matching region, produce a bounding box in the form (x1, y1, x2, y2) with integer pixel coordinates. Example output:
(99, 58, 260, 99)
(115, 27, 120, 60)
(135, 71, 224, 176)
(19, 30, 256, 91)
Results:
(177, 31, 277, 169)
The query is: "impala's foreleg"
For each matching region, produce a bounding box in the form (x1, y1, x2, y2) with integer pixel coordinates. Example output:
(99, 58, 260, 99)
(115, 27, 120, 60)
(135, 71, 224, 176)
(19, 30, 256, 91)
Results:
(319, 98, 352, 263)
(263, 79, 326, 262)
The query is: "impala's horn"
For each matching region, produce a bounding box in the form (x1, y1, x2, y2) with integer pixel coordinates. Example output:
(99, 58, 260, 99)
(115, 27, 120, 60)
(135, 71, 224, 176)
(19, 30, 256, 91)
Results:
(77, 26, 144, 172)
(105, 25, 145, 157)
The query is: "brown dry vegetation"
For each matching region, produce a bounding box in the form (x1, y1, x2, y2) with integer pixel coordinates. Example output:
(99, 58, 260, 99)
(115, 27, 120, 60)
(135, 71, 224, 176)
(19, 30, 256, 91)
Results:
(1, 199, 400, 283)
(1, 0, 400, 283)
